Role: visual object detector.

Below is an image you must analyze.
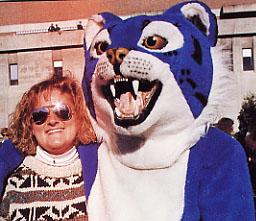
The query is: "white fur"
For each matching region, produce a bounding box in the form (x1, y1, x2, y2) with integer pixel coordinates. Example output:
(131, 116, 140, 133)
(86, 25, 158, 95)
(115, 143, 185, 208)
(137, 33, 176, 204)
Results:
(90, 29, 111, 59)
(194, 46, 234, 128)
(92, 49, 195, 169)
(181, 3, 210, 35)
(89, 45, 233, 170)
(138, 21, 184, 52)
(88, 143, 189, 221)
(85, 14, 105, 50)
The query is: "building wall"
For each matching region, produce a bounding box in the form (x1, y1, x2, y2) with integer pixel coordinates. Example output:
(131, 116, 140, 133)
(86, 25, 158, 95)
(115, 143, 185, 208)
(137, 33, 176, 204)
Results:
(217, 10, 256, 127)
(0, 29, 85, 128)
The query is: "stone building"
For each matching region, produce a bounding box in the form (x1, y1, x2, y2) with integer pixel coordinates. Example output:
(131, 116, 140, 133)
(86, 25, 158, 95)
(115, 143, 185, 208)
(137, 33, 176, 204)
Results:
(0, 20, 86, 128)
(0, 1, 256, 130)
(217, 3, 256, 127)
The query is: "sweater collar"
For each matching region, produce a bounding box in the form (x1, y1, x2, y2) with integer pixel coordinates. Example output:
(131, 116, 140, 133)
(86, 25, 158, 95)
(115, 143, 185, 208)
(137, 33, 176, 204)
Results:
(35, 145, 79, 166)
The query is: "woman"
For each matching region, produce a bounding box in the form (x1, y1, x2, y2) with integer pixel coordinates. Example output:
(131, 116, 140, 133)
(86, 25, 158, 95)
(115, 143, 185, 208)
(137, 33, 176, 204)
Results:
(0, 75, 96, 220)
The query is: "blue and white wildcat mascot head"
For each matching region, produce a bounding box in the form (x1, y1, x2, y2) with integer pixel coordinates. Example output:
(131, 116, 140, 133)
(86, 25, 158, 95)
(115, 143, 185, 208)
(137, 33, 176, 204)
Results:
(83, 0, 228, 168)
(82, 1, 254, 220)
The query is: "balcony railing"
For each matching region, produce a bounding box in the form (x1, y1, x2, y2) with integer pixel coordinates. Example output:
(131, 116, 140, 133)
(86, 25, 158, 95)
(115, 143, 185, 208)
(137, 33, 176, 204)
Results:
(16, 26, 84, 35)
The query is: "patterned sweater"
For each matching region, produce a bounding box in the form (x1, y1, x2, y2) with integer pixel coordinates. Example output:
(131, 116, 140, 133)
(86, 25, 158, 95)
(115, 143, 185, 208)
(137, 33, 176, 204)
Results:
(0, 156, 87, 221)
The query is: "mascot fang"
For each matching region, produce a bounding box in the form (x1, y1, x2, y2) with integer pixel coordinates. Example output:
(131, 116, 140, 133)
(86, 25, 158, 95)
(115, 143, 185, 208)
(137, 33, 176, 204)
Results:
(82, 1, 255, 220)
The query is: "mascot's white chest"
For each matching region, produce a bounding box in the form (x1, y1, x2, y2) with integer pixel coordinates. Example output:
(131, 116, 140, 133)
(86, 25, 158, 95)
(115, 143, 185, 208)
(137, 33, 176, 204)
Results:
(87, 142, 190, 221)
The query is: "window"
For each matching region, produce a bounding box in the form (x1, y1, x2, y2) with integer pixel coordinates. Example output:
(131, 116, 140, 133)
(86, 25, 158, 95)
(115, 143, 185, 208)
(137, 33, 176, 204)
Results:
(9, 63, 18, 85)
(242, 48, 254, 71)
(53, 60, 63, 77)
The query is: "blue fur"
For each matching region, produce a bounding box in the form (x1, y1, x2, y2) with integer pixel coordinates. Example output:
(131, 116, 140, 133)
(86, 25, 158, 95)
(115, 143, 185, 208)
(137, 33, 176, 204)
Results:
(0, 140, 23, 196)
(78, 142, 98, 198)
(183, 128, 255, 220)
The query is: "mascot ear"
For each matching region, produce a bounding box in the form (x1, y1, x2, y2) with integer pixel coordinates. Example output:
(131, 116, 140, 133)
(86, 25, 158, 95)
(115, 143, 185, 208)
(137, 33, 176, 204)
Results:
(84, 14, 105, 51)
(165, 1, 218, 46)
(84, 12, 122, 51)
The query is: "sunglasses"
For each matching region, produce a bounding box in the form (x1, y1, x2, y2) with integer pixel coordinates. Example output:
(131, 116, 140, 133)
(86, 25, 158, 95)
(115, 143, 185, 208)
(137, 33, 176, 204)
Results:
(32, 103, 73, 125)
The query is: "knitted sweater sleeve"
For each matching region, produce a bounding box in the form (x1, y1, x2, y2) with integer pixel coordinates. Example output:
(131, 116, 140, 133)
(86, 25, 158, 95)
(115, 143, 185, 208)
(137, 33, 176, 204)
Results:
(0, 139, 23, 196)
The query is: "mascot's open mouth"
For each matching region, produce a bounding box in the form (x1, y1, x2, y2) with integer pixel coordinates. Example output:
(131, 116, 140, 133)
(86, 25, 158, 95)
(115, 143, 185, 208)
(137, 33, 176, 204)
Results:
(102, 76, 162, 127)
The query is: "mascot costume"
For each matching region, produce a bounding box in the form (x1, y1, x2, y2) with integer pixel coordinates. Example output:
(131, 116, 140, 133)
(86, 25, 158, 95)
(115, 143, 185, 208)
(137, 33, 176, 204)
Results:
(0, 1, 255, 220)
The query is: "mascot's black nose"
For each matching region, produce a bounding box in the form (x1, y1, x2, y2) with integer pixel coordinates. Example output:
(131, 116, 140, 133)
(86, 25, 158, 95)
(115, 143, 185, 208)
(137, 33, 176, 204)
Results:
(106, 48, 129, 65)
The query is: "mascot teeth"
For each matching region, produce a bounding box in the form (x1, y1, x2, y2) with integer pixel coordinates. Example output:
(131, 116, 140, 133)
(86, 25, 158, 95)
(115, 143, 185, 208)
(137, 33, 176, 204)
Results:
(110, 84, 115, 97)
(110, 77, 139, 99)
(132, 80, 139, 96)
(102, 76, 162, 127)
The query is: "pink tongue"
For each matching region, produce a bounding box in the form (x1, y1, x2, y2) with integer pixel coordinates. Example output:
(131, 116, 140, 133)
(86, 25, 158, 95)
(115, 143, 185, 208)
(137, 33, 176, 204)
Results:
(117, 92, 138, 115)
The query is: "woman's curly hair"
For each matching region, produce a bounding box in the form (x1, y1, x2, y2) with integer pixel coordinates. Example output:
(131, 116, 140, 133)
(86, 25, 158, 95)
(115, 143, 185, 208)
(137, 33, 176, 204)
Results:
(8, 74, 96, 155)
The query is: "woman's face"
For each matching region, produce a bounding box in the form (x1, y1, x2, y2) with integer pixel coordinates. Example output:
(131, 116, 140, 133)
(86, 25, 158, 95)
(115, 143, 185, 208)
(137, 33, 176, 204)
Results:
(32, 89, 79, 155)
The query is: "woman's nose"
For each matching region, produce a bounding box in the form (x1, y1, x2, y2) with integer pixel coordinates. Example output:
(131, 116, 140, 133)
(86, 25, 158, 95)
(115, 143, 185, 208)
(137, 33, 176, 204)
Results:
(46, 112, 60, 125)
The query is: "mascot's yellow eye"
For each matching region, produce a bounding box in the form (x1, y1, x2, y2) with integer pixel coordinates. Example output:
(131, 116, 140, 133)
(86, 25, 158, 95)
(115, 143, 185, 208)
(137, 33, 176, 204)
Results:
(95, 41, 109, 55)
(142, 35, 167, 50)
